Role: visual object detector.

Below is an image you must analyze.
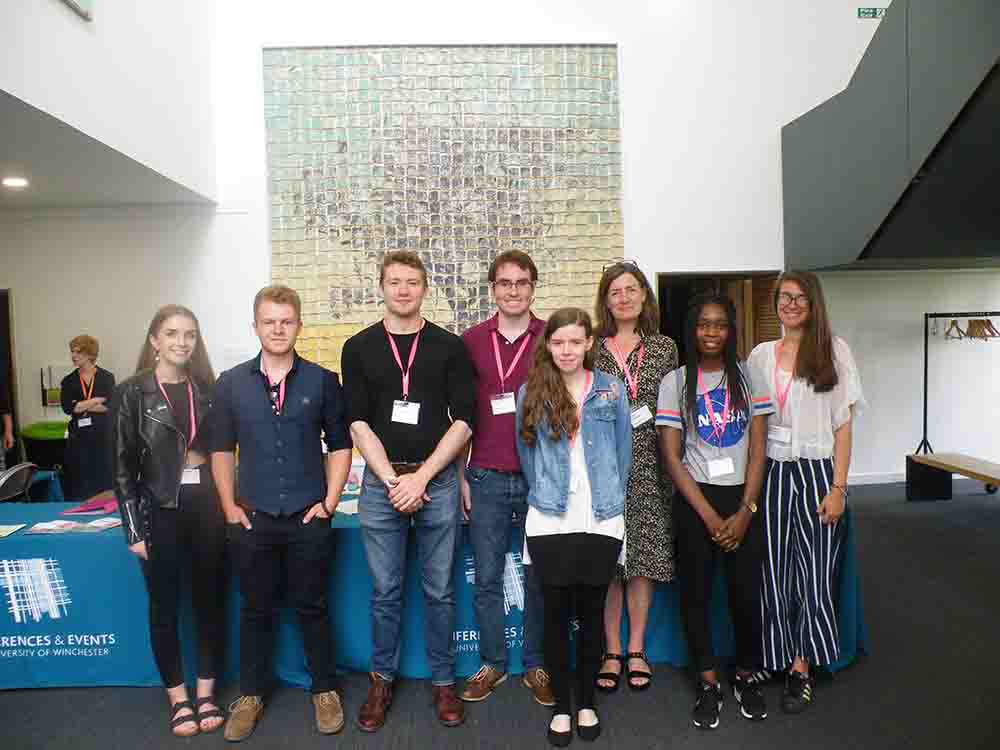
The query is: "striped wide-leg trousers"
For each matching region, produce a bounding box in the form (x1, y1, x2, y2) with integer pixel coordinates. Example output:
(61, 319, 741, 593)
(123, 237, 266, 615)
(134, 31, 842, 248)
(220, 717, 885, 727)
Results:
(760, 457, 845, 670)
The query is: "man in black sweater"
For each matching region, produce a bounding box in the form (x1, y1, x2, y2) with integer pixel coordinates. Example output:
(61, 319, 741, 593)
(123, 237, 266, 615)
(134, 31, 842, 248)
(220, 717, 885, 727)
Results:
(341, 250, 476, 732)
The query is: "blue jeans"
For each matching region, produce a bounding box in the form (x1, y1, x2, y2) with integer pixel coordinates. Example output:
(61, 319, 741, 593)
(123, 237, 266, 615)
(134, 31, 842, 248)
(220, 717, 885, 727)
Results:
(359, 463, 459, 686)
(467, 466, 545, 672)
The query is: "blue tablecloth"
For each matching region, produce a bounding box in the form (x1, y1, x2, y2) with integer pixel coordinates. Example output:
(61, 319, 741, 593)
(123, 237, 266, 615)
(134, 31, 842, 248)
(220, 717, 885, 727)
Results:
(0, 503, 867, 689)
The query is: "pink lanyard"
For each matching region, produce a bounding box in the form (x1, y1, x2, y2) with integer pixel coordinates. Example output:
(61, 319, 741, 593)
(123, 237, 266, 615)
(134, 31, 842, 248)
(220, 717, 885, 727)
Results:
(697, 369, 730, 445)
(491, 329, 533, 393)
(261, 364, 287, 414)
(156, 376, 197, 448)
(569, 371, 594, 445)
(606, 337, 644, 401)
(773, 341, 794, 419)
(386, 324, 422, 401)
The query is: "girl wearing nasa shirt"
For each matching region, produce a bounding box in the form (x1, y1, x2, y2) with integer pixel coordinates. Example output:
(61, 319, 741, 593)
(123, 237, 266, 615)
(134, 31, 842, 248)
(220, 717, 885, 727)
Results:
(747, 271, 865, 715)
(658, 294, 773, 730)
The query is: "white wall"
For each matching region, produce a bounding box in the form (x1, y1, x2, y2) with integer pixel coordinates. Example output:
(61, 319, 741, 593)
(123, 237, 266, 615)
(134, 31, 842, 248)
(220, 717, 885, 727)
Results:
(0, 0, 216, 200)
(822, 271, 1000, 483)
(0, 207, 268, 425)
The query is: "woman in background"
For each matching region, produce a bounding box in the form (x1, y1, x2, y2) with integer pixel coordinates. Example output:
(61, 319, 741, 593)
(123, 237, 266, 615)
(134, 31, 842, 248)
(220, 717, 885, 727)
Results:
(61, 334, 115, 499)
(593, 261, 677, 693)
(748, 271, 865, 714)
(111, 306, 226, 737)
(516, 308, 632, 746)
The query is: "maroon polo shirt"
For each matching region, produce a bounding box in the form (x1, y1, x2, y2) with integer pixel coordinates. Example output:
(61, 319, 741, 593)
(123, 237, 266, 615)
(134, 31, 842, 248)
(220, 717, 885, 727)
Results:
(462, 313, 545, 472)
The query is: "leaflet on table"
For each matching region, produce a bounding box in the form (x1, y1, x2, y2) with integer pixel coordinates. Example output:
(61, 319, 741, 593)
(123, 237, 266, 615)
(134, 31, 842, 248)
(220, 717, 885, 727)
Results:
(26, 517, 122, 534)
(0, 524, 26, 538)
(61, 495, 118, 515)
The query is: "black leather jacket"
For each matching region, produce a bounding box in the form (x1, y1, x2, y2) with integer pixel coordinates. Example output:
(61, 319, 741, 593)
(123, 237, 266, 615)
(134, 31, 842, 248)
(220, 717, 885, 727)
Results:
(111, 371, 214, 546)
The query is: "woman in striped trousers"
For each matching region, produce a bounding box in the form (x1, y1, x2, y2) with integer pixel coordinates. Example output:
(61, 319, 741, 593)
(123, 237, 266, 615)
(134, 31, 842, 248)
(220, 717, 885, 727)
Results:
(747, 271, 865, 715)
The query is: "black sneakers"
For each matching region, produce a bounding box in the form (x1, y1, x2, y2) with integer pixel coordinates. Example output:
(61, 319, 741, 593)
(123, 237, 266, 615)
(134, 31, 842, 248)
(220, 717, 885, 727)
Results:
(692, 681, 723, 730)
(732, 673, 768, 721)
(781, 670, 814, 714)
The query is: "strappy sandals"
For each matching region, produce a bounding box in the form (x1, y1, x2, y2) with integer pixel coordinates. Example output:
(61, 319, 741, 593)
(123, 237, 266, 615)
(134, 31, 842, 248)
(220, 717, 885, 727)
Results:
(626, 651, 653, 691)
(596, 653, 624, 693)
(169, 700, 199, 738)
(196, 695, 226, 733)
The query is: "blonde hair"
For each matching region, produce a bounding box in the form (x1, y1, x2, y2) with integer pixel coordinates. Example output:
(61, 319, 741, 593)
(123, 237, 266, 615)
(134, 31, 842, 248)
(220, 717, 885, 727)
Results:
(254, 285, 302, 321)
(69, 334, 99, 360)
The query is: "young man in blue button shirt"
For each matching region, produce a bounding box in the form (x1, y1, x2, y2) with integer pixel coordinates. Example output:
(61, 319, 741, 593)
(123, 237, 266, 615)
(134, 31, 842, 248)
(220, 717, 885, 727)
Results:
(211, 285, 353, 742)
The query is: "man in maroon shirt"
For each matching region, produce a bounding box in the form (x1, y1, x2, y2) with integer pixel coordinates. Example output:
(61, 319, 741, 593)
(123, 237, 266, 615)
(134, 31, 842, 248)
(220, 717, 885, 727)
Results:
(459, 251, 554, 707)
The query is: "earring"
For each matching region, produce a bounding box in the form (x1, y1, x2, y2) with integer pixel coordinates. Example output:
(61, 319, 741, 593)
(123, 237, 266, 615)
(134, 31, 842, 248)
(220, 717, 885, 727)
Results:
(154, 351, 160, 362)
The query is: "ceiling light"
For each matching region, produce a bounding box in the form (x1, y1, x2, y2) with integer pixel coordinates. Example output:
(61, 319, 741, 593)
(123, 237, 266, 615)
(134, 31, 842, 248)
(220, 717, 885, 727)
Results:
(2, 177, 29, 189)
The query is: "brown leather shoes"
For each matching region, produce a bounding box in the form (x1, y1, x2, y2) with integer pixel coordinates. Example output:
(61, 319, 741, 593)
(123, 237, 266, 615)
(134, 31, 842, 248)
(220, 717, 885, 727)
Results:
(460, 665, 509, 702)
(312, 689, 344, 734)
(432, 684, 465, 727)
(357, 673, 393, 733)
(522, 667, 557, 707)
(223, 695, 263, 742)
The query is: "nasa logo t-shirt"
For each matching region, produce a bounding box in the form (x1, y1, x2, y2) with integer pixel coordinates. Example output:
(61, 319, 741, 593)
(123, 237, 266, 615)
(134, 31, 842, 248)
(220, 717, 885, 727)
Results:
(656, 365, 774, 486)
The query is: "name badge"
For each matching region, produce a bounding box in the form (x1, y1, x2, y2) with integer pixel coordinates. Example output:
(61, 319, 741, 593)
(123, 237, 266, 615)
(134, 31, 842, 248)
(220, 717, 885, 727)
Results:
(392, 400, 421, 425)
(490, 392, 516, 416)
(630, 405, 653, 428)
(768, 425, 792, 445)
(77, 417, 93, 428)
(708, 457, 736, 479)
(181, 467, 201, 485)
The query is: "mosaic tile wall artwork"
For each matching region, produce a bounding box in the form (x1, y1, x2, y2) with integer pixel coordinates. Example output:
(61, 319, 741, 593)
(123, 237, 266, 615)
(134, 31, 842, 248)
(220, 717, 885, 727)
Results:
(263, 45, 624, 369)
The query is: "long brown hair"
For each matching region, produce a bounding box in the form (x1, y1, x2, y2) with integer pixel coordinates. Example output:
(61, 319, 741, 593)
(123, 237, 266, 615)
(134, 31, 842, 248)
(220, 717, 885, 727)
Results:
(135, 305, 216, 389)
(594, 262, 660, 337)
(774, 271, 838, 393)
(520, 308, 596, 446)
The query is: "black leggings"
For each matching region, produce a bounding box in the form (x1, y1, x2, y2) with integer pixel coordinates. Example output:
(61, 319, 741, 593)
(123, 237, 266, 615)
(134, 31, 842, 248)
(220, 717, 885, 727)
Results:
(140, 469, 226, 687)
(675, 483, 765, 673)
(542, 584, 607, 714)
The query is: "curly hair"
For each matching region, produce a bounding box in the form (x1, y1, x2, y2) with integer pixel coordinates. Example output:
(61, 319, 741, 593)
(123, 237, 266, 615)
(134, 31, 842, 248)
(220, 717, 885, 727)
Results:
(519, 307, 596, 446)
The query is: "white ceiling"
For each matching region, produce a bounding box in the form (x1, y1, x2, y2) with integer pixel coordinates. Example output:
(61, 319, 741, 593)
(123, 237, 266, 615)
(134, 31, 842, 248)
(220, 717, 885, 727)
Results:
(0, 89, 213, 209)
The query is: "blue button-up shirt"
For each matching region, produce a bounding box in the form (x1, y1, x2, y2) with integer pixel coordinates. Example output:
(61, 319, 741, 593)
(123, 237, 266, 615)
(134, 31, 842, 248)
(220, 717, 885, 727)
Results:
(211, 352, 352, 515)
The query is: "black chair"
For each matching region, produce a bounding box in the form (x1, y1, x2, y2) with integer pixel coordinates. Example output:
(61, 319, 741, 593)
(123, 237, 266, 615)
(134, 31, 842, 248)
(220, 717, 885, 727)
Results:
(0, 462, 38, 502)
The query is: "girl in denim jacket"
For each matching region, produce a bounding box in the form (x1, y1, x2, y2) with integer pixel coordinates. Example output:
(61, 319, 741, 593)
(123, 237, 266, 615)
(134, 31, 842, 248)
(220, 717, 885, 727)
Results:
(515, 308, 632, 746)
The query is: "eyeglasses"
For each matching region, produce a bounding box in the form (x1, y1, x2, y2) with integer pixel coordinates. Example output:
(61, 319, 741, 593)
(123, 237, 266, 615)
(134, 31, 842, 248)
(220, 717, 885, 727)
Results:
(493, 279, 534, 292)
(602, 258, 640, 272)
(777, 292, 810, 308)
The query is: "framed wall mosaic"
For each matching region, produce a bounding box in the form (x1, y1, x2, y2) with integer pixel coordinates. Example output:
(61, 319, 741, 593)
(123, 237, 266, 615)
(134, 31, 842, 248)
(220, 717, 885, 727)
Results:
(262, 45, 624, 369)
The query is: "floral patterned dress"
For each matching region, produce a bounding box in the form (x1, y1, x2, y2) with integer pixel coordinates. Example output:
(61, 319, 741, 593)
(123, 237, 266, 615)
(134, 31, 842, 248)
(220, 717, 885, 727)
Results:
(595, 332, 678, 581)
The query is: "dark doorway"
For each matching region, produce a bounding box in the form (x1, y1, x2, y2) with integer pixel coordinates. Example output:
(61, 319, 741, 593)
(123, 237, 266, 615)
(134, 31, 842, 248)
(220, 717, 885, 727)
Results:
(657, 273, 781, 366)
(0, 290, 18, 467)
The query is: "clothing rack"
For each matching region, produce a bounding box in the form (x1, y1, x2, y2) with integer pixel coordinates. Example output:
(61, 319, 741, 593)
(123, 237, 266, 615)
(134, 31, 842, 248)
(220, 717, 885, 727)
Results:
(915, 310, 1000, 455)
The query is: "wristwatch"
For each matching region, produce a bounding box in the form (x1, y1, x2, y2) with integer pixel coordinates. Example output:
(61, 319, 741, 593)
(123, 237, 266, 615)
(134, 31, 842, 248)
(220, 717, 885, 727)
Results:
(741, 499, 758, 514)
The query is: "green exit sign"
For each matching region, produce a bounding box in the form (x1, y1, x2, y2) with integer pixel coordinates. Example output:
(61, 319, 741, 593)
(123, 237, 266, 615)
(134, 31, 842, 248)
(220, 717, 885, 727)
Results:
(857, 7, 887, 19)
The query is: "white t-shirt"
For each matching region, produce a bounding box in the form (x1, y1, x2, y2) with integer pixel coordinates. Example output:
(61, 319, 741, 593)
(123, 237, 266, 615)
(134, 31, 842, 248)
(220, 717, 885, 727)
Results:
(747, 336, 866, 461)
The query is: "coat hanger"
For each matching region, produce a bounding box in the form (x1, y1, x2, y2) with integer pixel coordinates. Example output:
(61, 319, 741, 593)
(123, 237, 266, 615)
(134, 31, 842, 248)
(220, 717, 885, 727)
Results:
(944, 319, 965, 340)
(965, 319, 986, 340)
(984, 319, 1000, 338)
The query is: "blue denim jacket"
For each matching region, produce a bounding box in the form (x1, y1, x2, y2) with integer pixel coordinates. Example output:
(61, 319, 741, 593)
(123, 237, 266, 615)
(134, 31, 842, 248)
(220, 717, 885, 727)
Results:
(515, 369, 633, 521)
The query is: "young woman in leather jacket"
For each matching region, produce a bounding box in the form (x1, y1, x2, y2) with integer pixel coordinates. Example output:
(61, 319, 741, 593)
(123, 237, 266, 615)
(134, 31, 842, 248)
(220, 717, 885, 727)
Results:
(111, 305, 226, 738)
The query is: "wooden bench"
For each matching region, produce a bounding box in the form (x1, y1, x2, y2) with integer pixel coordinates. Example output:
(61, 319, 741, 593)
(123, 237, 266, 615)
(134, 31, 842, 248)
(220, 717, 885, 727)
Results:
(906, 453, 1000, 501)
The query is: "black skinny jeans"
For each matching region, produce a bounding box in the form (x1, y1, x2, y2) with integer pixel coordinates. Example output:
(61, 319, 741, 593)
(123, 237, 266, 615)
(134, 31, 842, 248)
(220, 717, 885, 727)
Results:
(140, 467, 227, 687)
(675, 483, 765, 674)
(228, 506, 335, 696)
(542, 583, 607, 715)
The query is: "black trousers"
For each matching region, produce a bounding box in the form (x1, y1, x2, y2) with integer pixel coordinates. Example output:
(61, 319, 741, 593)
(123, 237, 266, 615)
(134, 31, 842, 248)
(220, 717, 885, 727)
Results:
(675, 483, 765, 673)
(228, 506, 335, 696)
(542, 583, 607, 714)
(140, 468, 227, 687)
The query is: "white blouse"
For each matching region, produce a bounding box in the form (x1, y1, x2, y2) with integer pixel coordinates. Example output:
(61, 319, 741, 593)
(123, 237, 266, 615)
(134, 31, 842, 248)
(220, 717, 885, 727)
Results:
(748, 336, 866, 461)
